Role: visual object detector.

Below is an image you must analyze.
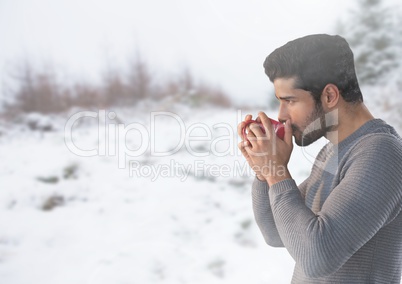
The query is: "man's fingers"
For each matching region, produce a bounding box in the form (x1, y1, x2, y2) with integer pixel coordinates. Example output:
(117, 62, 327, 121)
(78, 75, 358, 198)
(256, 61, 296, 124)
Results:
(237, 114, 253, 138)
(248, 123, 264, 140)
(258, 111, 273, 134)
(238, 141, 251, 159)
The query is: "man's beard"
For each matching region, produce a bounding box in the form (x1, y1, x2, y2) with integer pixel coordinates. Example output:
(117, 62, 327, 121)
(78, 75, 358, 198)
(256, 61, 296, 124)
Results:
(292, 102, 330, 147)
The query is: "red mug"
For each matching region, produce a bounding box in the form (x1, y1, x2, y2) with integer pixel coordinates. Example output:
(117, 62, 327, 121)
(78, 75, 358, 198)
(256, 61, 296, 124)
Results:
(242, 118, 285, 141)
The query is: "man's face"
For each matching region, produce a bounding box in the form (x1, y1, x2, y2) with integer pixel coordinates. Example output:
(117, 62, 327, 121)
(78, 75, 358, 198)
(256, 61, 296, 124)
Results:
(274, 77, 327, 146)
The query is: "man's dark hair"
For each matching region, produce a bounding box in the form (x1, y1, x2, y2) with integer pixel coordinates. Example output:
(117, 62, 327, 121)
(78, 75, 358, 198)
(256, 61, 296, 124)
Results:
(263, 34, 363, 103)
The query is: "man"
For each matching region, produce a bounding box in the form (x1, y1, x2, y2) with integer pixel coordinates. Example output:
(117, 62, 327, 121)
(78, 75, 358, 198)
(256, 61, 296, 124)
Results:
(238, 34, 402, 283)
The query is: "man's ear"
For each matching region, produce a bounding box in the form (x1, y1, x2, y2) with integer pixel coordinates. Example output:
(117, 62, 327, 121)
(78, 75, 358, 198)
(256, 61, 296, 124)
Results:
(321, 84, 340, 110)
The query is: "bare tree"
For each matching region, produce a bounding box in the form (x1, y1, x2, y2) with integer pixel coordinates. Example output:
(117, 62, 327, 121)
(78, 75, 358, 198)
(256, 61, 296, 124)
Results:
(127, 49, 153, 103)
(12, 61, 66, 113)
(5, 50, 233, 114)
(101, 62, 128, 107)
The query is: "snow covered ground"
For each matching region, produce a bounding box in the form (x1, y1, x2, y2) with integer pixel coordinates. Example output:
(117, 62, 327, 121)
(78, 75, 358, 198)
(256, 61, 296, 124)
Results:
(0, 100, 399, 283)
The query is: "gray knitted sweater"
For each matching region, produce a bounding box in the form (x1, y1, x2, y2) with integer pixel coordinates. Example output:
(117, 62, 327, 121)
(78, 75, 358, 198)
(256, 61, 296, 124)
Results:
(252, 119, 402, 283)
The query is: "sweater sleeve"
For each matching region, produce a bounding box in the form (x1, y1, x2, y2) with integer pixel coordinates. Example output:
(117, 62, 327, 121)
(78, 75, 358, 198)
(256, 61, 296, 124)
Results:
(252, 176, 309, 247)
(251, 177, 284, 247)
(268, 134, 402, 278)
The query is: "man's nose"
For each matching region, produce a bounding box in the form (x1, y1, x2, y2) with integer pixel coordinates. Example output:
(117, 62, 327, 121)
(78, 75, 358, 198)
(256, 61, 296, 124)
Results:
(277, 103, 289, 123)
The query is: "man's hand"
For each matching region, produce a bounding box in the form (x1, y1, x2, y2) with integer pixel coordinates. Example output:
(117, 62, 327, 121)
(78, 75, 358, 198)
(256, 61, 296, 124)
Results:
(238, 112, 294, 186)
(237, 114, 266, 181)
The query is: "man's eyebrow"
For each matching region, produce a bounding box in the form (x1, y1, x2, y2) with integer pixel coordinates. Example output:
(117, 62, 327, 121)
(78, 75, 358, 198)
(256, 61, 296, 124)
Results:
(275, 94, 297, 100)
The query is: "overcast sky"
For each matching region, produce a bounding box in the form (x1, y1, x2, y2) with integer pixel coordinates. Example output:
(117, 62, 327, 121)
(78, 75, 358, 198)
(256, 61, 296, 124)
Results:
(0, 0, 360, 106)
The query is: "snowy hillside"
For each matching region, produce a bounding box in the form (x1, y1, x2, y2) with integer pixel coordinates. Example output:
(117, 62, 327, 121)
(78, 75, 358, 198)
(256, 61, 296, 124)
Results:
(0, 100, 399, 283)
